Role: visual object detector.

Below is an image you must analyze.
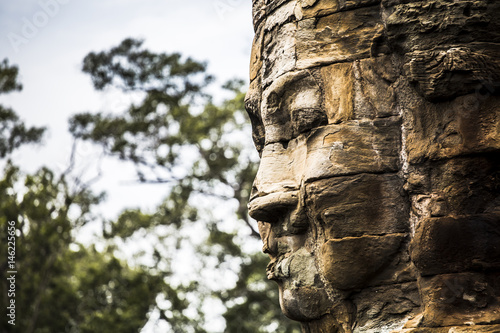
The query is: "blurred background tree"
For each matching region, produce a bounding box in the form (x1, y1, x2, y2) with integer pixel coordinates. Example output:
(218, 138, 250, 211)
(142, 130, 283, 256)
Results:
(0, 58, 165, 333)
(0, 39, 300, 332)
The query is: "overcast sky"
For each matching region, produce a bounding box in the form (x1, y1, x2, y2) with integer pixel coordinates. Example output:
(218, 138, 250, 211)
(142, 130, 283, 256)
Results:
(0, 0, 254, 220)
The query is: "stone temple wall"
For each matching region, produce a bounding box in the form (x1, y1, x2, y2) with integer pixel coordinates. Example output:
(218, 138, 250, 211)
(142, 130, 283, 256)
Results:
(245, 1, 500, 332)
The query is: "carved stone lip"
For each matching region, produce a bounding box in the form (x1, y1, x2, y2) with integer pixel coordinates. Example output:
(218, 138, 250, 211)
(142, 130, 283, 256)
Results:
(266, 254, 291, 281)
(266, 258, 279, 280)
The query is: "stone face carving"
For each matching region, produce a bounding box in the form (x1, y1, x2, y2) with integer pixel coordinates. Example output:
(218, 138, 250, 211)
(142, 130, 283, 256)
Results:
(246, 0, 500, 331)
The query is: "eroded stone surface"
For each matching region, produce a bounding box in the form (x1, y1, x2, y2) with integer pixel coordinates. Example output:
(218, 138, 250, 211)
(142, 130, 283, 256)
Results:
(402, 91, 500, 164)
(306, 173, 408, 238)
(352, 282, 421, 332)
(320, 234, 406, 289)
(395, 325, 500, 333)
(299, 0, 381, 19)
(411, 214, 500, 276)
(296, 6, 388, 68)
(418, 273, 500, 327)
(304, 119, 402, 179)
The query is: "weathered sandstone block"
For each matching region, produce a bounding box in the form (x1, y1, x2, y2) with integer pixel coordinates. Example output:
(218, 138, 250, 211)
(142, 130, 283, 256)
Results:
(246, 0, 500, 331)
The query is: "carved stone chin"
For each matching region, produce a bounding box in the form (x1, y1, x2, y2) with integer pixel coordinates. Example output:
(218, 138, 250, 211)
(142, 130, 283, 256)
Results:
(246, 0, 500, 332)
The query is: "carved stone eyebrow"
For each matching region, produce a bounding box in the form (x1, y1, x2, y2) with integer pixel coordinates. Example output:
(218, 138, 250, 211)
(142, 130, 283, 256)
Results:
(262, 70, 310, 103)
(260, 69, 327, 145)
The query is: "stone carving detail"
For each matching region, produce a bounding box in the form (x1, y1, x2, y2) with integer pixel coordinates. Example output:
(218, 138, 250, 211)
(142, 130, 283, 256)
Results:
(246, 0, 500, 331)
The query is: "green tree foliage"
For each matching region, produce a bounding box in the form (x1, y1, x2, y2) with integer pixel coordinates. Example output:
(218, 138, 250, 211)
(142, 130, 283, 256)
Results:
(0, 60, 165, 333)
(0, 59, 45, 158)
(70, 39, 256, 235)
(0, 164, 163, 332)
(220, 253, 299, 333)
(69, 39, 301, 332)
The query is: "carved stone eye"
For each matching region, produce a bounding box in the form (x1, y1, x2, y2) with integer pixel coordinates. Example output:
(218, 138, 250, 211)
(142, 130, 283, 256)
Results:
(291, 108, 328, 134)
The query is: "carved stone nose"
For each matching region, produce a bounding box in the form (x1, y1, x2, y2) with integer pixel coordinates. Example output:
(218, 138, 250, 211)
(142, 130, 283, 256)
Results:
(248, 190, 299, 223)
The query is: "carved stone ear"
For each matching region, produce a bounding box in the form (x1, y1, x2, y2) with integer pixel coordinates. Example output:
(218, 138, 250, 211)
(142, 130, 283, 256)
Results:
(291, 108, 327, 134)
